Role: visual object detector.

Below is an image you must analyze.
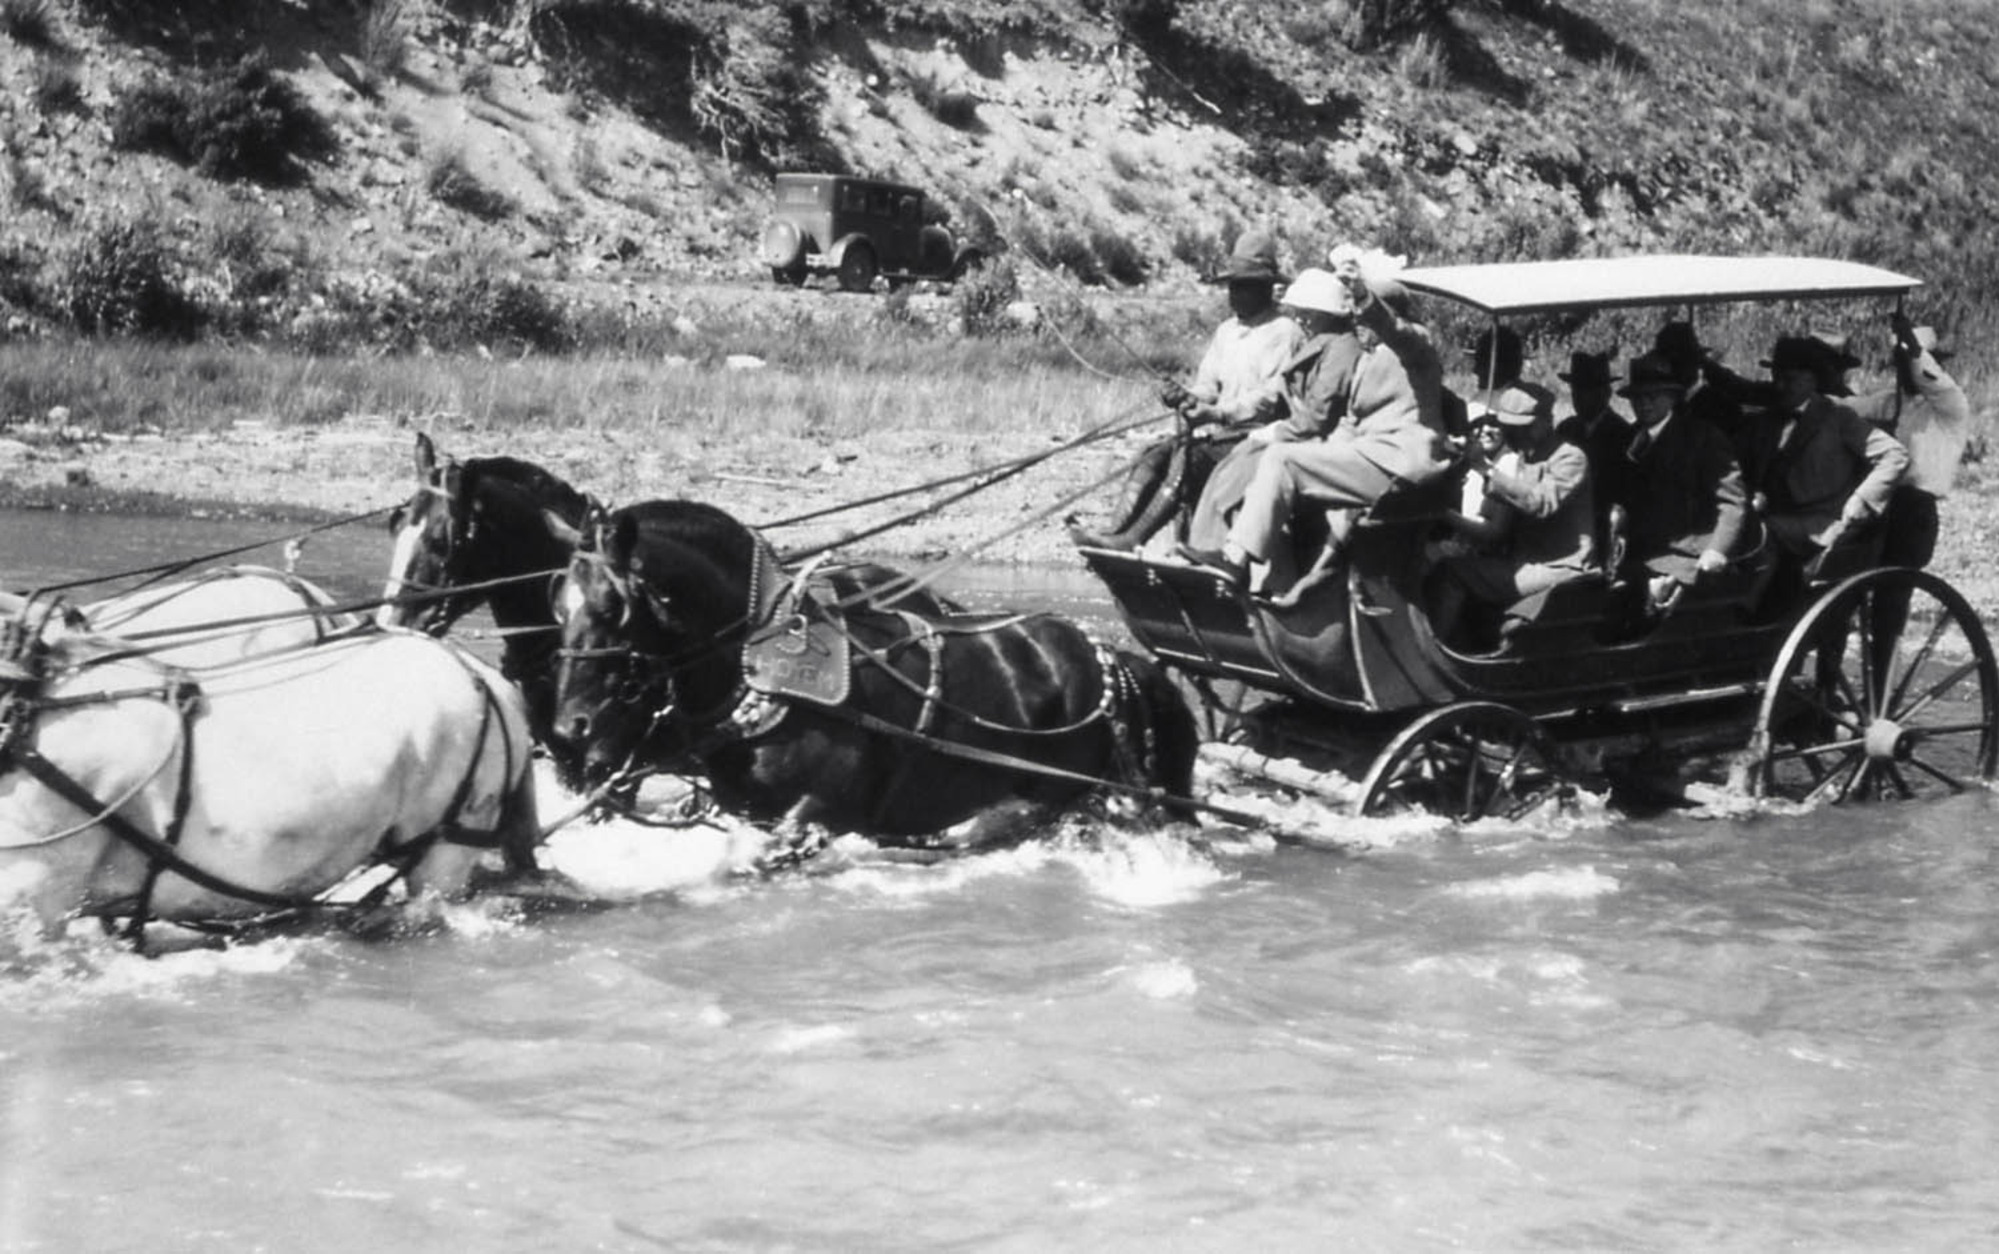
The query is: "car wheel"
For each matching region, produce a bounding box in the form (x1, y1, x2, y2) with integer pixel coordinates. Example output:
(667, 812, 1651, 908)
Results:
(837, 243, 878, 293)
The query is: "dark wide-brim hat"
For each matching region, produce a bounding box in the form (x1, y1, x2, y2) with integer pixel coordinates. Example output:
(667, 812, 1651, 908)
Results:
(1206, 228, 1287, 284)
(1762, 335, 1830, 375)
(1558, 350, 1615, 389)
(1617, 350, 1686, 397)
(1653, 320, 1709, 369)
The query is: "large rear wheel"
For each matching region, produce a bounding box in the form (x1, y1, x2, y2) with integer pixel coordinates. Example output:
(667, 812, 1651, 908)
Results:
(1749, 569, 1998, 803)
(1356, 701, 1567, 821)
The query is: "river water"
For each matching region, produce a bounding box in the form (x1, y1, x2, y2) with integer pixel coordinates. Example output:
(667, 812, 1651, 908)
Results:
(2, 511, 1997, 1252)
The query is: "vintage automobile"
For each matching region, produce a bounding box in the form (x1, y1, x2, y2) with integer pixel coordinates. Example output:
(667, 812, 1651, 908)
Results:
(1074, 255, 1997, 820)
(758, 172, 986, 291)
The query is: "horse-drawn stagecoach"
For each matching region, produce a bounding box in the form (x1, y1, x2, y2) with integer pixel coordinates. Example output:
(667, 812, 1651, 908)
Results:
(1077, 256, 1999, 820)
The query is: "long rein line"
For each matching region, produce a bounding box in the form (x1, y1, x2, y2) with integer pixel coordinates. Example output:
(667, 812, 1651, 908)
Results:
(31, 504, 398, 596)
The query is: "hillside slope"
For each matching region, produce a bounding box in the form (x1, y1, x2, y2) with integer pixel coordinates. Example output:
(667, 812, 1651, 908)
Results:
(2, 0, 1996, 341)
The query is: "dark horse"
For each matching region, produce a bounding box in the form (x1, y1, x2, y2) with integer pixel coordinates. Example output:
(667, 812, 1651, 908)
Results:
(547, 500, 1199, 842)
(380, 434, 964, 746)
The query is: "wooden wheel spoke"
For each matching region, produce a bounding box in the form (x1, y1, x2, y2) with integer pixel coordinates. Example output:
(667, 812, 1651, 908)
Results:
(1854, 600, 1880, 711)
(1893, 659, 1981, 724)
(1903, 753, 1970, 794)
(1766, 735, 1864, 765)
(1796, 745, 1864, 805)
(1779, 681, 1866, 737)
(1888, 611, 1952, 711)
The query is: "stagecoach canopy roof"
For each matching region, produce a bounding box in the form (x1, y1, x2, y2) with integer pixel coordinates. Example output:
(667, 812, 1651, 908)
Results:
(1396, 255, 1922, 316)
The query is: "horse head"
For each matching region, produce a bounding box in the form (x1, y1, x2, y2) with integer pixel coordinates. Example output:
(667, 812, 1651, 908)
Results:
(379, 432, 465, 633)
(548, 501, 760, 787)
(380, 434, 590, 636)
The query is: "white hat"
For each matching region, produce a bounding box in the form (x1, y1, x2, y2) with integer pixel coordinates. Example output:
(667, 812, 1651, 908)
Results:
(1280, 267, 1354, 317)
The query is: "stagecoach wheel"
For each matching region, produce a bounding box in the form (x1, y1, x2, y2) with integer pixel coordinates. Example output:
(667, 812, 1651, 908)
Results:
(837, 243, 879, 293)
(1749, 569, 1998, 805)
(1355, 701, 1567, 822)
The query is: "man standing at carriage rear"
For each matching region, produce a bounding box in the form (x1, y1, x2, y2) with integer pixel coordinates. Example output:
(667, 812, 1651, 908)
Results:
(1614, 351, 1747, 610)
(1067, 229, 1304, 551)
(1841, 312, 1968, 576)
(1740, 336, 1908, 561)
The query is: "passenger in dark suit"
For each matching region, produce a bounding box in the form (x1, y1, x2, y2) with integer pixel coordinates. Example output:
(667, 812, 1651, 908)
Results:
(1740, 337, 1908, 558)
(1553, 349, 1629, 515)
(1655, 320, 1749, 447)
(1615, 352, 1749, 608)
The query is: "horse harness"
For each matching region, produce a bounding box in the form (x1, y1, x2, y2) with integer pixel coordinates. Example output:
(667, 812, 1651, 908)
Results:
(0, 605, 520, 947)
(582, 539, 1160, 806)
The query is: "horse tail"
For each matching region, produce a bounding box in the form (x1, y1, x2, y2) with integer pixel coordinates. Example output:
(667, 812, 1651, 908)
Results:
(1107, 649, 1199, 813)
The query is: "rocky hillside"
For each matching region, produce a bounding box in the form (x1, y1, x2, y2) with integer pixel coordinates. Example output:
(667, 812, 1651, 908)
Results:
(2, 0, 1997, 344)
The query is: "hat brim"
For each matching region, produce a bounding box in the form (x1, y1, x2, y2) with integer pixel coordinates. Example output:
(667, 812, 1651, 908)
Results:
(1205, 268, 1286, 285)
(1618, 383, 1684, 398)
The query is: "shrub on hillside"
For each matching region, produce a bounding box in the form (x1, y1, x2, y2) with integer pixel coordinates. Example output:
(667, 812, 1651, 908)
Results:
(32, 61, 84, 115)
(110, 52, 337, 185)
(0, 0, 57, 48)
(955, 256, 1022, 337)
(427, 271, 574, 355)
(1090, 226, 1150, 286)
(426, 150, 514, 220)
(58, 220, 202, 339)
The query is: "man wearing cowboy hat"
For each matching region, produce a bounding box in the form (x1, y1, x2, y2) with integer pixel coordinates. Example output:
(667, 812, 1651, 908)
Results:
(1183, 267, 1365, 549)
(1429, 384, 1595, 649)
(1740, 335, 1908, 561)
(1067, 228, 1304, 551)
(1615, 350, 1748, 609)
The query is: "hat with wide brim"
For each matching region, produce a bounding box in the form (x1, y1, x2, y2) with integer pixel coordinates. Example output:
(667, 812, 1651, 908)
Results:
(1205, 229, 1287, 284)
(1653, 320, 1710, 368)
(1280, 267, 1354, 317)
(1761, 335, 1829, 375)
(1617, 350, 1686, 397)
(1558, 350, 1615, 388)
(1809, 329, 1862, 370)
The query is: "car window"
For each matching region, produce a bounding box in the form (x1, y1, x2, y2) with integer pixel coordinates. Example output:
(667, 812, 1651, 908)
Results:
(897, 196, 920, 226)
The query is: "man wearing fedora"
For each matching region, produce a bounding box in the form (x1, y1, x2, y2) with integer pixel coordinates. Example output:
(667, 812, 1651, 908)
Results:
(1553, 349, 1629, 514)
(1740, 335, 1908, 561)
(1615, 350, 1749, 609)
(1653, 320, 1747, 444)
(1182, 267, 1366, 549)
(1067, 228, 1304, 551)
(1429, 384, 1595, 649)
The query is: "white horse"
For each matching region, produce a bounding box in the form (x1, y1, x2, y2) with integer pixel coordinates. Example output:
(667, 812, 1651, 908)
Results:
(76, 564, 364, 667)
(0, 616, 540, 943)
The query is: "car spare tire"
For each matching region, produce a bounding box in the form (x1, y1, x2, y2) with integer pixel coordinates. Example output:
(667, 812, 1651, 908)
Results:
(759, 220, 805, 270)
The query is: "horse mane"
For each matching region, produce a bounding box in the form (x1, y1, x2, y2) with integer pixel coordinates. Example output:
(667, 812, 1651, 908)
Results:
(462, 455, 591, 524)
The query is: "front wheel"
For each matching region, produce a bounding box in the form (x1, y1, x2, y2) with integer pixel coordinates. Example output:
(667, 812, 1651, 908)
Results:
(1356, 701, 1567, 821)
(1748, 569, 1998, 803)
(837, 243, 879, 293)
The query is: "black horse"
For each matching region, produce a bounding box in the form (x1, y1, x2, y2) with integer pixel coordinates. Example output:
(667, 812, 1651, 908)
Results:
(547, 500, 1199, 842)
(380, 434, 963, 746)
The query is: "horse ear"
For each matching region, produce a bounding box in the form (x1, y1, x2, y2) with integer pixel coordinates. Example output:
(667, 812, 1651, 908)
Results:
(414, 432, 438, 480)
(541, 509, 582, 550)
(607, 512, 639, 571)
